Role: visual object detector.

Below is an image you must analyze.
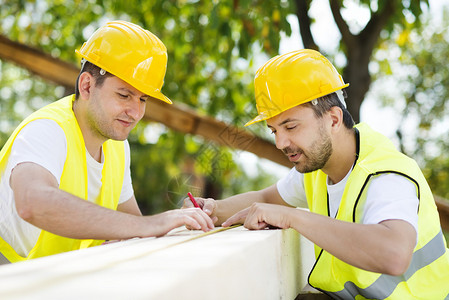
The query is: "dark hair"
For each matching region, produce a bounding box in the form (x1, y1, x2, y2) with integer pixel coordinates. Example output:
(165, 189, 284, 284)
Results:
(303, 91, 354, 129)
(75, 60, 114, 99)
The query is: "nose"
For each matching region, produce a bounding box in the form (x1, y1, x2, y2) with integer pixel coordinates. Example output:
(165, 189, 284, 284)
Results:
(275, 132, 290, 150)
(126, 97, 145, 121)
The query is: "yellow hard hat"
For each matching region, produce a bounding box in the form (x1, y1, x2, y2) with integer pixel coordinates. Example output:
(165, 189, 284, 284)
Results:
(76, 20, 172, 104)
(245, 49, 348, 126)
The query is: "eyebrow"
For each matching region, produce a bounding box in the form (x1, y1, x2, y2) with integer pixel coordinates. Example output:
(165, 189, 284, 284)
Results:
(267, 118, 299, 129)
(118, 87, 149, 100)
(279, 118, 299, 126)
(117, 87, 135, 95)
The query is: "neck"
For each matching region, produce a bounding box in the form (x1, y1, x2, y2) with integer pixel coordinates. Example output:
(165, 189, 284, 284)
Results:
(322, 128, 357, 184)
(72, 99, 105, 162)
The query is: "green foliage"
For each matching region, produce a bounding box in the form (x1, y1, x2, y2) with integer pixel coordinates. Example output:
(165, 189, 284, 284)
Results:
(335, 0, 429, 35)
(373, 7, 449, 199)
(0, 60, 66, 146)
(1, 0, 446, 214)
(0, 0, 291, 212)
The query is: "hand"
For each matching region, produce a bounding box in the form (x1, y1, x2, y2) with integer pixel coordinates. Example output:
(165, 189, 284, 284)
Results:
(143, 208, 215, 237)
(182, 197, 218, 225)
(221, 207, 250, 227)
(223, 203, 292, 230)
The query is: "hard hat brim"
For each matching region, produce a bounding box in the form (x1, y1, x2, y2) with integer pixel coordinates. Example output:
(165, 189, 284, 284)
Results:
(245, 84, 349, 127)
(75, 51, 173, 105)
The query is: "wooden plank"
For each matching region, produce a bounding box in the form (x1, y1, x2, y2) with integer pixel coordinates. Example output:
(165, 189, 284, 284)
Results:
(0, 35, 79, 89)
(0, 34, 291, 167)
(2, 34, 449, 231)
(144, 99, 290, 166)
(0, 227, 314, 299)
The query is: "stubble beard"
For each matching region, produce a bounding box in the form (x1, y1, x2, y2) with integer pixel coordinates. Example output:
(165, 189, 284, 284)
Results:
(87, 98, 131, 142)
(91, 116, 131, 141)
(292, 126, 333, 174)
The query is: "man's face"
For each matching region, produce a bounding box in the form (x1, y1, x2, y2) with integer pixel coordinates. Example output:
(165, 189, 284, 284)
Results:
(86, 76, 148, 141)
(266, 105, 333, 173)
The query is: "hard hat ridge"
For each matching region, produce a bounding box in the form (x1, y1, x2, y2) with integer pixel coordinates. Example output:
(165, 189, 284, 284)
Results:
(76, 20, 172, 104)
(245, 49, 348, 126)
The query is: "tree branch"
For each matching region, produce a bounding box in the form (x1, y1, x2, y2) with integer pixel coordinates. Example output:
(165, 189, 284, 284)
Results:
(329, 0, 355, 48)
(358, 1, 396, 55)
(0, 34, 291, 168)
(294, 0, 318, 50)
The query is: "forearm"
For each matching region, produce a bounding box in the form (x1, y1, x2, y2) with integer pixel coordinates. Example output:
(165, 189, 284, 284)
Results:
(215, 191, 263, 225)
(117, 195, 143, 216)
(12, 162, 214, 240)
(233, 202, 414, 275)
(215, 184, 286, 225)
(17, 185, 146, 240)
(18, 186, 213, 239)
(287, 208, 415, 275)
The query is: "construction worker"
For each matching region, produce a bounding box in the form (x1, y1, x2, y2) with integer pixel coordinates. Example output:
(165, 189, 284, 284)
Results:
(185, 49, 449, 299)
(0, 21, 214, 265)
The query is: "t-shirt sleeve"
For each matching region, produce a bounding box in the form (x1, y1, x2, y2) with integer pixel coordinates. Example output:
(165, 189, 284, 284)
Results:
(363, 173, 419, 234)
(276, 167, 308, 208)
(118, 140, 134, 204)
(9, 119, 67, 185)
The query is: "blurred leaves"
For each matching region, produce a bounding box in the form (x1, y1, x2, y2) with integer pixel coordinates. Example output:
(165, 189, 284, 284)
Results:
(0, 0, 291, 213)
(1, 0, 448, 213)
(373, 7, 449, 199)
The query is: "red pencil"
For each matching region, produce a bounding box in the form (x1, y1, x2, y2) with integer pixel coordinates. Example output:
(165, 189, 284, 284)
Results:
(187, 192, 200, 208)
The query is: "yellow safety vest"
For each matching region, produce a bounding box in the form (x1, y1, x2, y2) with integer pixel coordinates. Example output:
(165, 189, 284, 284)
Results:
(0, 95, 125, 263)
(304, 123, 449, 299)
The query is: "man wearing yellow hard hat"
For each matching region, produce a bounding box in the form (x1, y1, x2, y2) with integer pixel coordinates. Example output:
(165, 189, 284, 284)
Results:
(185, 49, 449, 299)
(0, 21, 214, 264)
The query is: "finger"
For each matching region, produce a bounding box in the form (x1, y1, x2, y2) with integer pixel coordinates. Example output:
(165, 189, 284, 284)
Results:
(197, 208, 215, 230)
(185, 224, 196, 230)
(243, 205, 268, 230)
(182, 215, 202, 230)
(221, 214, 238, 227)
(185, 208, 214, 231)
(244, 218, 268, 230)
(201, 198, 215, 215)
(182, 197, 194, 209)
(222, 208, 249, 227)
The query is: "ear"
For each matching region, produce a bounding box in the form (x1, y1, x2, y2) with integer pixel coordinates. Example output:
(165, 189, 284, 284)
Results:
(78, 72, 94, 100)
(328, 106, 343, 131)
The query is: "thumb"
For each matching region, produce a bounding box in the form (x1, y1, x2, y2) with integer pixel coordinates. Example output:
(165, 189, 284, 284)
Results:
(202, 199, 216, 216)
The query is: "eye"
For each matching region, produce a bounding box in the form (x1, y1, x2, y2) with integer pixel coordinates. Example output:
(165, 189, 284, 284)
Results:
(286, 125, 297, 130)
(270, 129, 276, 135)
(140, 98, 147, 103)
(117, 93, 129, 99)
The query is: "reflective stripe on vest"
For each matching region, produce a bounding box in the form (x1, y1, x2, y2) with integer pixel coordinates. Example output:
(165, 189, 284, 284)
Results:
(330, 230, 446, 299)
(306, 123, 449, 299)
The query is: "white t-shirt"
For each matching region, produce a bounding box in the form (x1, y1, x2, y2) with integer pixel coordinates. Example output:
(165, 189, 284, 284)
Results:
(277, 167, 419, 235)
(0, 119, 134, 257)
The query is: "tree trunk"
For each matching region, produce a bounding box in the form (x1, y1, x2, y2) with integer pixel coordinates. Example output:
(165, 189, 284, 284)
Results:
(343, 48, 372, 123)
(293, 0, 396, 123)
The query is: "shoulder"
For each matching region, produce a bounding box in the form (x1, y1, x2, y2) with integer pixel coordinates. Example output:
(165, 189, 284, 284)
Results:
(277, 167, 307, 207)
(10, 119, 67, 184)
(17, 119, 66, 144)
